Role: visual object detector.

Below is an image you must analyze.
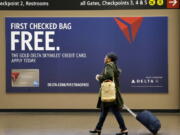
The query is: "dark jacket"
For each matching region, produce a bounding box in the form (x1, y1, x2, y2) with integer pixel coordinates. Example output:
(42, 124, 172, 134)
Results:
(96, 62, 124, 109)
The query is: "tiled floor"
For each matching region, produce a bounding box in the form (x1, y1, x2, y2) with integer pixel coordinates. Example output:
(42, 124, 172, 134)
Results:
(0, 112, 179, 135)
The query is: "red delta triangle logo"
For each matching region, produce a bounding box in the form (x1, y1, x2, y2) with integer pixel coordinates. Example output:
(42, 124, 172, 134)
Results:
(114, 17, 143, 44)
(11, 72, 20, 82)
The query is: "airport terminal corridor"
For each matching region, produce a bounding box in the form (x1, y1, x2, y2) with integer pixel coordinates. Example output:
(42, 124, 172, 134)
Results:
(0, 112, 179, 135)
(0, 6, 179, 135)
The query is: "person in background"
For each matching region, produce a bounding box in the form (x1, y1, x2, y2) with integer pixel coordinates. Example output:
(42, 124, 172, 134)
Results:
(89, 53, 128, 135)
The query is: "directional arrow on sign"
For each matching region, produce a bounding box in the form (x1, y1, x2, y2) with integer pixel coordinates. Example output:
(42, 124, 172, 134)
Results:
(169, 0, 178, 6)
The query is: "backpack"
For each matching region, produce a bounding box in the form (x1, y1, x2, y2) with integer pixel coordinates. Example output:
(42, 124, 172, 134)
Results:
(100, 63, 116, 102)
(101, 80, 116, 102)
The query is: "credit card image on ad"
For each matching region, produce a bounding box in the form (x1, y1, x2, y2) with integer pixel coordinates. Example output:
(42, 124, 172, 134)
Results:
(11, 69, 39, 87)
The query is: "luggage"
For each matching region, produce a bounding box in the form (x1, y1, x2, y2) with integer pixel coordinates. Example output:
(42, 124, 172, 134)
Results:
(124, 105, 161, 135)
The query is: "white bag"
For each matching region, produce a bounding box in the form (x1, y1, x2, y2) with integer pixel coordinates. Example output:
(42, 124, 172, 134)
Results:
(101, 80, 116, 102)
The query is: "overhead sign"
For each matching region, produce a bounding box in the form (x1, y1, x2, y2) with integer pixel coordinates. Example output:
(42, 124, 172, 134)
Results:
(0, 0, 178, 10)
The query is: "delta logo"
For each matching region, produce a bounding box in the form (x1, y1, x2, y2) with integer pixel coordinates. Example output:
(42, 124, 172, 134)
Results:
(11, 72, 20, 81)
(114, 17, 143, 44)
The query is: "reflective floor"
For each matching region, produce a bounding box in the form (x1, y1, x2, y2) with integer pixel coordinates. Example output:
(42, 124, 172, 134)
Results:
(0, 112, 179, 135)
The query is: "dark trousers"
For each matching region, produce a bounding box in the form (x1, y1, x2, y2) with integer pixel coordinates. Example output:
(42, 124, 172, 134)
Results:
(96, 105, 127, 131)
